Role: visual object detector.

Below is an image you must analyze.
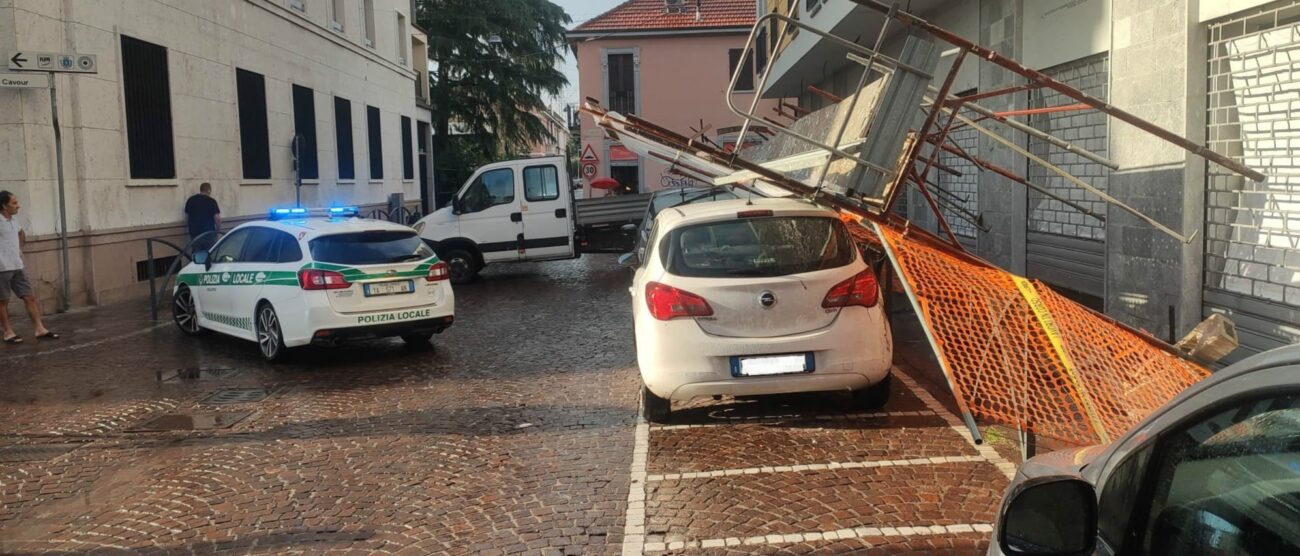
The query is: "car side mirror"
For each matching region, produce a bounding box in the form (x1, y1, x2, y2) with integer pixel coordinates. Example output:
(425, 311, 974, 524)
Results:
(451, 197, 463, 215)
(999, 477, 1097, 556)
(193, 250, 210, 269)
(621, 223, 637, 234)
(618, 252, 639, 268)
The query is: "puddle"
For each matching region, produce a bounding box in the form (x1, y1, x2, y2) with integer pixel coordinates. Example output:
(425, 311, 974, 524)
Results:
(127, 411, 252, 432)
(0, 443, 82, 463)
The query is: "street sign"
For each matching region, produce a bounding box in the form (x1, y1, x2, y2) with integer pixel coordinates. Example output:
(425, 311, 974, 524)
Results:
(581, 163, 597, 178)
(8, 51, 98, 74)
(580, 144, 599, 162)
(0, 72, 48, 89)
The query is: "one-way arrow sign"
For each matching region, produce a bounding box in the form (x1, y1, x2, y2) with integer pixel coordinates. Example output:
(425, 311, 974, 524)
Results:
(9, 53, 27, 69)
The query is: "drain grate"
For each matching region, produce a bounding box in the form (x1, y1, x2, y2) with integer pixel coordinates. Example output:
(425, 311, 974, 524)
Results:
(127, 411, 252, 432)
(200, 388, 270, 405)
(0, 444, 82, 463)
(160, 367, 242, 383)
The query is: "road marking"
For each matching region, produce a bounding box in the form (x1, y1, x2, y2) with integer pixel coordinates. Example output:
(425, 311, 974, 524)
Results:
(622, 412, 650, 556)
(649, 410, 937, 430)
(647, 454, 987, 481)
(893, 370, 1018, 479)
(0, 323, 168, 362)
(642, 523, 995, 552)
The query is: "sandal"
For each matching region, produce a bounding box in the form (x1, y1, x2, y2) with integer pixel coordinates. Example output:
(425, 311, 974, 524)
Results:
(35, 331, 60, 340)
(3, 335, 21, 344)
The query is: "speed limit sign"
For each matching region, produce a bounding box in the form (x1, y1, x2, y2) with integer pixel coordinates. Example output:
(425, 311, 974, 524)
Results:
(581, 163, 597, 178)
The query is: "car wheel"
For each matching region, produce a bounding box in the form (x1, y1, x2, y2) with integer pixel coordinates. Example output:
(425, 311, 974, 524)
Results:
(401, 332, 434, 346)
(255, 303, 289, 363)
(852, 372, 892, 411)
(172, 286, 205, 336)
(443, 249, 479, 285)
(641, 382, 671, 423)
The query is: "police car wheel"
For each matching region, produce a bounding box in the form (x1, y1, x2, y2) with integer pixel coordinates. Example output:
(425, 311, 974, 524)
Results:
(444, 249, 478, 285)
(172, 286, 205, 336)
(256, 303, 288, 362)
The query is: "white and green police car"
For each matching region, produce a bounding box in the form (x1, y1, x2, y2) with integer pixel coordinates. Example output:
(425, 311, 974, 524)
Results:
(172, 207, 454, 361)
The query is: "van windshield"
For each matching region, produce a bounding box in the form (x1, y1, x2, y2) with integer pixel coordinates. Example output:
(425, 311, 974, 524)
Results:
(309, 231, 433, 265)
(662, 216, 855, 278)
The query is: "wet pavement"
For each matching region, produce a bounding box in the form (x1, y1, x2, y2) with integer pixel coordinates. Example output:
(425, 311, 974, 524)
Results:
(1, 256, 1015, 555)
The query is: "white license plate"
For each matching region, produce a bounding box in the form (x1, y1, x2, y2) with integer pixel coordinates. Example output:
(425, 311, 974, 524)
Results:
(734, 353, 811, 377)
(363, 280, 413, 297)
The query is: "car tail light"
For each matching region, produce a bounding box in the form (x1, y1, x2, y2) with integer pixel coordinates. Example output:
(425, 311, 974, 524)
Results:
(298, 269, 350, 290)
(426, 261, 450, 282)
(646, 282, 713, 320)
(821, 268, 880, 308)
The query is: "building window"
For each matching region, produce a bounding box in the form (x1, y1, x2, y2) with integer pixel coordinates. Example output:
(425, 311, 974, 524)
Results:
(362, 0, 376, 47)
(607, 52, 636, 114)
(120, 35, 176, 179)
(367, 105, 383, 179)
(331, 0, 345, 31)
(728, 48, 755, 92)
(290, 0, 304, 11)
(235, 69, 271, 180)
(396, 12, 408, 63)
(805, 0, 824, 14)
(401, 115, 413, 180)
(292, 85, 318, 180)
(334, 97, 354, 180)
(756, 28, 769, 76)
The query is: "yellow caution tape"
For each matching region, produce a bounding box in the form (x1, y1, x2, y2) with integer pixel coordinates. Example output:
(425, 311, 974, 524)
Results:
(1012, 276, 1111, 443)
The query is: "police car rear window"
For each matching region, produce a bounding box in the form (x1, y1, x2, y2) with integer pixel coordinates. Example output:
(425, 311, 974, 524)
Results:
(309, 231, 433, 265)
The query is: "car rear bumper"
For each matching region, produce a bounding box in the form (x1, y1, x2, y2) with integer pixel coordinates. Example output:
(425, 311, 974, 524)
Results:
(309, 315, 454, 345)
(636, 305, 893, 401)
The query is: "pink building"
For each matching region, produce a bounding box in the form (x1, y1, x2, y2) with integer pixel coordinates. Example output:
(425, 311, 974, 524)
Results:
(568, 0, 781, 196)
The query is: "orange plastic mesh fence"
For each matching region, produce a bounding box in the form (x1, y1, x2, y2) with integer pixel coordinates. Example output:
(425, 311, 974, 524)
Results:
(865, 221, 1209, 446)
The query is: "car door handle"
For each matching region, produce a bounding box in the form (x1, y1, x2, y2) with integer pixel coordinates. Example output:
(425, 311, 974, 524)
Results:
(555, 208, 567, 218)
(510, 212, 522, 223)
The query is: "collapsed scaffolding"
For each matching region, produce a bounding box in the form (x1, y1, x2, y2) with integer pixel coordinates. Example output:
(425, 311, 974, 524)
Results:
(581, 0, 1263, 450)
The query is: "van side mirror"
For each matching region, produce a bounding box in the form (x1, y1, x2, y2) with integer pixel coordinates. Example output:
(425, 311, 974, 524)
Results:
(620, 223, 638, 234)
(999, 477, 1097, 556)
(193, 250, 210, 269)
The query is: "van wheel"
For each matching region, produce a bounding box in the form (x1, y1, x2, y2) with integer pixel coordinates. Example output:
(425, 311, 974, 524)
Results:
(172, 286, 205, 336)
(852, 373, 892, 411)
(442, 249, 479, 285)
(641, 383, 671, 423)
(255, 303, 289, 363)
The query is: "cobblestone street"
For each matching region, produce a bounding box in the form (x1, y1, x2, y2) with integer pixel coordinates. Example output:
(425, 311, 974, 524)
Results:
(1, 256, 1013, 555)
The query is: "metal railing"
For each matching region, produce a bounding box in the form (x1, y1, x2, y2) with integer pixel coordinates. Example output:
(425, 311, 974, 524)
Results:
(366, 206, 423, 225)
(146, 231, 219, 322)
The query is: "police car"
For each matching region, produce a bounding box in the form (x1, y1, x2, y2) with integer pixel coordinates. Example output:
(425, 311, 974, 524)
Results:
(172, 207, 455, 361)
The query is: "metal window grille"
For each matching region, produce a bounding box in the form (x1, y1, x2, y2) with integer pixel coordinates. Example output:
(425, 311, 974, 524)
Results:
(236, 68, 271, 179)
(367, 105, 384, 179)
(401, 115, 414, 179)
(335, 97, 355, 180)
(120, 35, 176, 179)
(1026, 55, 1109, 241)
(292, 85, 319, 180)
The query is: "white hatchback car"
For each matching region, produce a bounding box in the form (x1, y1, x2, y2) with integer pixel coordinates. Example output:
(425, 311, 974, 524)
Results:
(629, 197, 893, 422)
(172, 208, 455, 362)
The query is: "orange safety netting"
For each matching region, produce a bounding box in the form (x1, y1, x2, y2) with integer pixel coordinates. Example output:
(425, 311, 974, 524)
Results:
(859, 219, 1210, 446)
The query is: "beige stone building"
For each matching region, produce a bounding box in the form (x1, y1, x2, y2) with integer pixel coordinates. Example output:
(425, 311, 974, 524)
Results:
(0, 0, 435, 311)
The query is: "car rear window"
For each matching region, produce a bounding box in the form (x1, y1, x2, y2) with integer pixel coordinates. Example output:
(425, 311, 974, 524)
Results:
(649, 188, 740, 219)
(309, 231, 433, 265)
(661, 216, 855, 278)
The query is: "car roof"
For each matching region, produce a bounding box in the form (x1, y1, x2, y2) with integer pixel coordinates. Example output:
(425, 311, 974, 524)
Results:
(653, 197, 833, 228)
(234, 217, 415, 238)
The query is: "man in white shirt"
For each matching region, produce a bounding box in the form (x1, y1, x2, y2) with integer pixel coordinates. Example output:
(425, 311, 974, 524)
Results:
(0, 191, 58, 343)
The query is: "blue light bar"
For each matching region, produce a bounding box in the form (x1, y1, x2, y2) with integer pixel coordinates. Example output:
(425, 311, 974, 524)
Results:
(268, 206, 360, 220)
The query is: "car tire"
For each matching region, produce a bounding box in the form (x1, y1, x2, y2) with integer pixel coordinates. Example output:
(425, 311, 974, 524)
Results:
(401, 332, 434, 346)
(641, 383, 671, 423)
(852, 372, 892, 411)
(255, 302, 289, 363)
(443, 248, 480, 285)
(172, 286, 206, 336)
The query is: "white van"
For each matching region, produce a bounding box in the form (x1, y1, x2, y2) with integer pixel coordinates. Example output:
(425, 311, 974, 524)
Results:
(413, 156, 651, 283)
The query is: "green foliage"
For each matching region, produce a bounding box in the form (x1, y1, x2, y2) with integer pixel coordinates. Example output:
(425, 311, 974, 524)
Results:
(416, 0, 571, 159)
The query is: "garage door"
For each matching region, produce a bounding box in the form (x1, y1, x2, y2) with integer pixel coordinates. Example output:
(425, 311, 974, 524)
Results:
(1204, 2, 1300, 363)
(1025, 54, 1110, 305)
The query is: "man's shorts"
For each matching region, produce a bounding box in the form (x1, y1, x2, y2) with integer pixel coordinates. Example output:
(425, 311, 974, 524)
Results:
(0, 269, 33, 301)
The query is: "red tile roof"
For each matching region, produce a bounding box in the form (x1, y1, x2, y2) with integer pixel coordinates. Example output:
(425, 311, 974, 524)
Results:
(571, 0, 755, 34)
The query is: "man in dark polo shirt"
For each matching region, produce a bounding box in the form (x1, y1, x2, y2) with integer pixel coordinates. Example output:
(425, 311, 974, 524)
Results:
(184, 182, 221, 250)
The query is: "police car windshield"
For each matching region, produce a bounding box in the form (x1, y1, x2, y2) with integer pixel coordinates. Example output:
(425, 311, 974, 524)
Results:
(309, 231, 433, 265)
